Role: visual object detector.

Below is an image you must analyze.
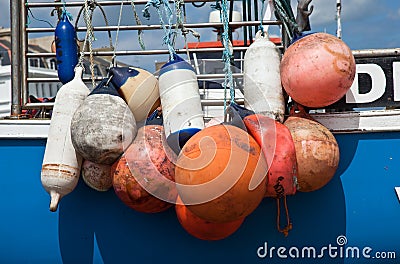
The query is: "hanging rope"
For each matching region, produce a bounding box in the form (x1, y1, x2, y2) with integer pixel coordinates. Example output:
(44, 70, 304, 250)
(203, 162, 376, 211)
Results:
(272, 0, 299, 41)
(130, 0, 146, 50)
(25, 1, 54, 28)
(174, 0, 201, 63)
(78, 0, 96, 88)
(276, 196, 293, 237)
(143, 0, 176, 61)
(258, 0, 266, 34)
(75, 1, 113, 49)
(214, 0, 235, 117)
(111, 2, 124, 67)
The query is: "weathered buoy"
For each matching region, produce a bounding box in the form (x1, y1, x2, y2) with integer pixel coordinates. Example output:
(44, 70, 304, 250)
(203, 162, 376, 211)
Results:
(41, 67, 89, 212)
(175, 124, 267, 223)
(82, 160, 112, 192)
(175, 196, 244, 240)
(243, 114, 298, 197)
(70, 78, 137, 165)
(244, 31, 285, 122)
(284, 105, 339, 192)
(109, 66, 160, 122)
(280, 33, 356, 108)
(158, 54, 204, 154)
(112, 125, 177, 213)
(55, 12, 78, 84)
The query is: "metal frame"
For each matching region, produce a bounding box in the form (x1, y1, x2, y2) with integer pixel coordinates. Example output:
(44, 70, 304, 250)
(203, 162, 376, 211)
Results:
(10, 0, 284, 115)
(9, 1, 400, 117)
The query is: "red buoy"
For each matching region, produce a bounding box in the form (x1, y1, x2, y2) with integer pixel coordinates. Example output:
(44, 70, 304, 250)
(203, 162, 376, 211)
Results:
(175, 196, 244, 241)
(280, 33, 356, 108)
(244, 114, 297, 236)
(112, 125, 177, 213)
(243, 114, 297, 197)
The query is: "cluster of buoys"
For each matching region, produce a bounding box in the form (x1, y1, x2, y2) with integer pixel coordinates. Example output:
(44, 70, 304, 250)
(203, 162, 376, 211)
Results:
(41, 64, 164, 211)
(41, 20, 355, 240)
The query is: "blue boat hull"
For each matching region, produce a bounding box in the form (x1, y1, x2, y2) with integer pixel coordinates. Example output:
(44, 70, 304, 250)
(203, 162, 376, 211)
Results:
(0, 132, 399, 263)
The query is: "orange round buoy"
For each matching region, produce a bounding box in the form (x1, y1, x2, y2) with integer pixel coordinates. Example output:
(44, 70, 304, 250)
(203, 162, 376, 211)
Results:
(175, 196, 244, 241)
(175, 124, 267, 223)
(280, 33, 356, 108)
(284, 105, 339, 192)
(112, 125, 177, 213)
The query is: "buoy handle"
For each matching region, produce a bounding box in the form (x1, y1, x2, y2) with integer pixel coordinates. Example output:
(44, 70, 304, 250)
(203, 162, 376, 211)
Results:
(49, 191, 61, 212)
(255, 30, 269, 40)
(289, 102, 314, 120)
(74, 66, 84, 80)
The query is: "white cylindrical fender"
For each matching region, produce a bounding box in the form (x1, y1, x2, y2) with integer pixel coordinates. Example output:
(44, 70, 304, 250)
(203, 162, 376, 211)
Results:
(41, 67, 90, 212)
(70, 78, 137, 165)
(158, 55, 204, 153)
(109, 66, 160, 122)
(244, 31, 285, 122)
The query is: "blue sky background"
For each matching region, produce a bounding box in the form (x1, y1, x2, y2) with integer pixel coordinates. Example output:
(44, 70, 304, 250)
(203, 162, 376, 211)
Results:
(1, 0, 399, 71)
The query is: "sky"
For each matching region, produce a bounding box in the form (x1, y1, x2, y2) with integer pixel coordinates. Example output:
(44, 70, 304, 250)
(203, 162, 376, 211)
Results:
(1, 0, 400, 71)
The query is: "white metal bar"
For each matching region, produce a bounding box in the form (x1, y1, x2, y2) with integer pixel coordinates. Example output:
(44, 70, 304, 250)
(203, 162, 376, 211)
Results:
(26, 21, 282, 33)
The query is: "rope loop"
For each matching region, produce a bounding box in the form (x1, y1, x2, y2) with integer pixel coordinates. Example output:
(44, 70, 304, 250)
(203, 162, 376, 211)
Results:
(259, 0, 266, 35)
(77, 0, 96, 88)
(272, 0, 299, 41)
(131, 0, 146, 50)
(276, 196, 293, 237)
(143, 0, 176, 61)
(111, 1, 124, 68)
(216, 0, 235, 115)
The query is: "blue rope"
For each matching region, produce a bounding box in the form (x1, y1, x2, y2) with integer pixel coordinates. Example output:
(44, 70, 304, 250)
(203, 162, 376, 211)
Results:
(273, 0, 298, 40)
(25, 1, 54, 28)
(143, 0, 176, 61)
(61, 0, 74, 21)
(215, 0, 235, 115)
(258, 0, 265, 35)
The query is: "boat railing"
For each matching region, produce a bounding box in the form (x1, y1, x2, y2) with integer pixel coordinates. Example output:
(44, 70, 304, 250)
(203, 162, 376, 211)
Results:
(7, 0, 400, 134)
(10, 0, 286, 118)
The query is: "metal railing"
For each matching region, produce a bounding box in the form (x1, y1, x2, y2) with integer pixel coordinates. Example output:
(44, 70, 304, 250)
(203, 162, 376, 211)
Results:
(9, 0, 284, 117)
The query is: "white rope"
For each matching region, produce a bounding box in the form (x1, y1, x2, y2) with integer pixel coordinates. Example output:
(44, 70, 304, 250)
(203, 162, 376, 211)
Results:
(112, 2, 124, 67)
(79, 0, 96, 88)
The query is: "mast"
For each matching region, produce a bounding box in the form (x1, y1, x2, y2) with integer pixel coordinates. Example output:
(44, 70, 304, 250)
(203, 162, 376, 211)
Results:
(10, 0, 22, 116)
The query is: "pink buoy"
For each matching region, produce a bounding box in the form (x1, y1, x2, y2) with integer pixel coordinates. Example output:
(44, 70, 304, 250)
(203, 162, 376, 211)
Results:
(280, 33, 356, 108)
